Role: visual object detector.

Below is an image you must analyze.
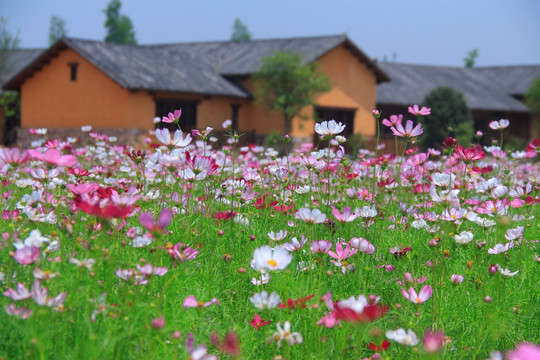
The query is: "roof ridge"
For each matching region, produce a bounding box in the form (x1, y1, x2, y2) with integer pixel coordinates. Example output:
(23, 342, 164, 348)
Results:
(141, 34, 347, 48)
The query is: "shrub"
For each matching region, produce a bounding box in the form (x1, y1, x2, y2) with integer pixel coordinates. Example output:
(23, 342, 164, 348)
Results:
(420, 87, 474, 149)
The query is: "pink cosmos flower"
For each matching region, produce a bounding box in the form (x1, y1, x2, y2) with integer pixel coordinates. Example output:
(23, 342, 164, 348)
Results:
(282, 235, 308, 252)
(328, 242, 357, 261)
(349, 237, 376, 255)
(390, 120, 423, 138)
(13, 245, 40, 265)
(161, 108, 182, 123)
(295, 208, 327, 224)
(332, 206, 358, 222)
(317, 312, 340, 328)
(0, 148, 29, 165)
(151, 316, 165, 330)
(136, 263, 168, 277)
(185, 333, 218, 360)
(27, 148, 77, 167)
(423, 330, 444, 353)
(31, 280, 67, 308)
(139, 208, 172, 235)
(408, 105, 431, 116)
(170, 243, 199, 263)
(506, 342, 540, 360)
(3, 283, 32, 301)
(488, 242, 514, 255)
(450, 274, 464, 284)
(382, 114, 403, 127)
(183, 295, 220, 309)
(4, 303, 32, 319)
(310, 240, 332, 253)
(401, 285, 433, 304)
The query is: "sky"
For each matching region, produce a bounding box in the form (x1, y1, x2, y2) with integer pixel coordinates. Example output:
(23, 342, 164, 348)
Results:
(3, 0, 540, 67)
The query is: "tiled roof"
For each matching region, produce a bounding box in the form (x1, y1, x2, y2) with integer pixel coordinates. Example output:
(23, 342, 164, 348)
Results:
(2, 35, 388, 97)
(376, 62, 539, 112)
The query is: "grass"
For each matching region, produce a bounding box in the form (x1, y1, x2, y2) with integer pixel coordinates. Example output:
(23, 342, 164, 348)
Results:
(0, 121, 539, 360)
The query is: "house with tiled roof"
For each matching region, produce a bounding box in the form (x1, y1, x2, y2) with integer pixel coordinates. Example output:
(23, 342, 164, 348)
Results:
(2, 35, 388, 145)
(2, 35, 539, 147)
(0, 49, 42, 143)
(376, 63, 540, 144)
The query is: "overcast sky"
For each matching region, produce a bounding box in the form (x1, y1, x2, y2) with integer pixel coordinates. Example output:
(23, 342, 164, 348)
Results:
(3, 0, 540, 67)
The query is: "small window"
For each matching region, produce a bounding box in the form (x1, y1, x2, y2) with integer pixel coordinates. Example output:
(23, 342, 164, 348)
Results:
(68, 62, 79, 82)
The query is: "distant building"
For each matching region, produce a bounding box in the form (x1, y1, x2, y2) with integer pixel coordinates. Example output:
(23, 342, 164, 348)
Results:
(377, 62, 540, 145)
(2, 35, 539, 147)
(2, 35, 387, 145)
(0, 49, 42, 144)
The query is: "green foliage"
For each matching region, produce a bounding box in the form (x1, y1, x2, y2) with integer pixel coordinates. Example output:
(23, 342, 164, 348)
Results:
(264, 130, 283, 149)
(103, 0, 137, 45)
(464, 48, 479, 67)
(253, 51, 330, 135)
(525, 76, 540, 118)
(230, 18, 251, 42)
(0, 17, 20, 84)
(48, 15, 68, 45)
(420, 87, 474, 149)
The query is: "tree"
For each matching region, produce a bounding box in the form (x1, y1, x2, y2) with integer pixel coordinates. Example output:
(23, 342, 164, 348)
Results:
(0, 17, 20, 84)
(253, 51, 330, 135)
(0, 17, 21, 145)
(464, 48, 479, 67)
(103, 0, 137, 45)
(49, 15, 68, 45)
(419, 87, 474, 149)
(231, 18, 251, 42)
(525, 76, 540, 133)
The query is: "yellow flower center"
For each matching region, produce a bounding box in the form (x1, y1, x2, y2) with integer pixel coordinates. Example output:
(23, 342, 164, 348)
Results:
(267, 259, 278, 267)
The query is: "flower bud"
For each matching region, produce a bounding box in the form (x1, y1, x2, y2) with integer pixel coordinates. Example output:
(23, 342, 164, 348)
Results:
(489, 264, 497, 274)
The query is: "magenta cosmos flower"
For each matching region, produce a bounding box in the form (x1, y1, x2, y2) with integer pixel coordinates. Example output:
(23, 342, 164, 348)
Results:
(401, 285, 433, 304)
(161, 108, 182, 123)
(390, 120, 423, 138)
(454, 145, 486, 163)
(139, 208, 172, 235)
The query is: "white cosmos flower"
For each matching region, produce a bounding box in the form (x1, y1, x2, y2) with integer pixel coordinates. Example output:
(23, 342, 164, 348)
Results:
(431, 172, 455, 187)
(295, 208, 327, 224)
(23, 230, 50, 248)
(337, 295, 368, 313)
(154, 128, 192, 148)
(249, 290, 280, 309)
(454, 231, 474, 245)
(268, 230, 288, 241)
(314, 120, 346, 137)
(496, 264, 519, 277)
(489, 119, 510, 130)
(386, 328, 419, 346)
(272, 321, 303, 347)
(252, 245, 292, 271)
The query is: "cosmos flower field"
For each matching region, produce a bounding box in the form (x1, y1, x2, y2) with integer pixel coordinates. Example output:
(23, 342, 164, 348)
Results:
(0, 111, 539, 360)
